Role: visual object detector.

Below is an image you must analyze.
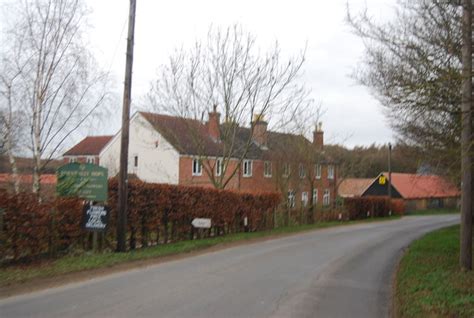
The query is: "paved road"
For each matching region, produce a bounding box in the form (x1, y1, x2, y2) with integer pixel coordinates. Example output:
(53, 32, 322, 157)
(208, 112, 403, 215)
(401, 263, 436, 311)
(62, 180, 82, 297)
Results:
(0, 215, 458, 318)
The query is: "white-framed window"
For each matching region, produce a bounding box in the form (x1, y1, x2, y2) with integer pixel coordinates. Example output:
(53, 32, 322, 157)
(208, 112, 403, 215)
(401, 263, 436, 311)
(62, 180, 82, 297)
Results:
(69, 157, 77, 163)
(302, 192, 308, 207)
(315, 164, 322, 179)
(243, 159, 253, 177)
(216, 158, 223, 177)
(86, 156, 95, 164)
(133, 155, 138, 168)
(313, 189, 318, 204)
(283, 163, 290, 178)
(328, 165, 335, 180)
(288, 190, 296, 208)
(192, 158, 202, 176)
(264, 161, 272, 178)
(299, 164, 306, 179)
(323, 189, 330, 206)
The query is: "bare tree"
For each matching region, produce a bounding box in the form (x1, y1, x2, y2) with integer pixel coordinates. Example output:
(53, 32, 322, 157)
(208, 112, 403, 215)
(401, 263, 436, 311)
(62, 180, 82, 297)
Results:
(147, 25, 311, 189)
(347, 0, 472, 271)
(0, 65, 24, 194)
(0, 0, 110, 195)
(347, 0, 463, 179)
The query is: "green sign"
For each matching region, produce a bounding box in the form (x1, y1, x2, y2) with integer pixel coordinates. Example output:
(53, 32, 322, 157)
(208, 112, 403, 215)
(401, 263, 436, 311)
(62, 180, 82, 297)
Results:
(57, 163, 108, 202)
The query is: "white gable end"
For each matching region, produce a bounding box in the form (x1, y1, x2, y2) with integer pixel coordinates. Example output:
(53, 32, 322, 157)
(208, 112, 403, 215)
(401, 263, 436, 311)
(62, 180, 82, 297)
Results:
(99, 112, 180, 184)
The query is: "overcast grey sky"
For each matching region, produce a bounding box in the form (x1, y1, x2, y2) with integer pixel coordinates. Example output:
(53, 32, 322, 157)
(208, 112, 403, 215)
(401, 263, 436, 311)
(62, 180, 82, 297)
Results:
(2, 0, 398, 148)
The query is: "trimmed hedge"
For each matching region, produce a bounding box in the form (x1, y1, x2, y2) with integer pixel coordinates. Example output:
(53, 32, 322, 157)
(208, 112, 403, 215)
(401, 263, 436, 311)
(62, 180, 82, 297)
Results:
(107, 179, 281, 249)
(0, 191, 84, 261)
(0, 180, 281, 261)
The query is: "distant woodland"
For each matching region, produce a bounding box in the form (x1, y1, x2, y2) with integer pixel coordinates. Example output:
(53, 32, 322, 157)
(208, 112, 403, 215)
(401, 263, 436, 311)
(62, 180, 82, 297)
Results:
(325, 143, 426, 179)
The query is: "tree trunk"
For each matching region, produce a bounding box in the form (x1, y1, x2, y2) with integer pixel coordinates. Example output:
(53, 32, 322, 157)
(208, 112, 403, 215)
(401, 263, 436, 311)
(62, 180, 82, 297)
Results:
(6, 136, 19, 194)
(460, 0, 472, 271)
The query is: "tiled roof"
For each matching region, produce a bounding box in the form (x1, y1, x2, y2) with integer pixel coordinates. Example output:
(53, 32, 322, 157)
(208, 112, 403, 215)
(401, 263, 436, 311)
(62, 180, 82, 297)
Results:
(0, 156, 62, 173)
(139, 112, 316, 160)
(63, 136, 113, 156)
(384, 172, 460, 199)
(338, 178, 374, 198)
(140, 112, 222, 156)
(0, 174, 57, 184)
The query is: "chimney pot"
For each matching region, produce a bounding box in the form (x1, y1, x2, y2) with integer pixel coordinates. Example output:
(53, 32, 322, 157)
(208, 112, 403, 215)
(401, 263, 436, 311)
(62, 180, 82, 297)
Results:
(207, 106, 220, 141)
(251, 114, 268, 147)
(313, 122, 324, 150)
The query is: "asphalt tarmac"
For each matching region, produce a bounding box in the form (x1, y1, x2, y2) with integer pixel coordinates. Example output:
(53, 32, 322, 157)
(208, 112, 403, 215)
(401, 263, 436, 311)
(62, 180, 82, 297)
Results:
(0, 215, 458, 318)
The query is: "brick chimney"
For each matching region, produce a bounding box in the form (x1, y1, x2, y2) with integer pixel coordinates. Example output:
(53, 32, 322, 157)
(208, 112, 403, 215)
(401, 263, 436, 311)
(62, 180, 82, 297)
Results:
(207, 105, 220, 141)
(251, 114, 268, 147)
(313, 122, 324, 150)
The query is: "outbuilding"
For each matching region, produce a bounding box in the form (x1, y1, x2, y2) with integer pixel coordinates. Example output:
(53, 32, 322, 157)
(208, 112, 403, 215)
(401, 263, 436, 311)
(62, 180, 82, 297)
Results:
(338, 172, 460, 211)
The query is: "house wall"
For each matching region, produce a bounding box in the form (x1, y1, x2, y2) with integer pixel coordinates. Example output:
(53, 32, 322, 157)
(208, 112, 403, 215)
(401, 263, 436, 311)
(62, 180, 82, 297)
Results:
(239, 159, 277, 192)
(179, 156, 336, 209)
(100, 113, 180, 184)
(405, 197, 460, 211)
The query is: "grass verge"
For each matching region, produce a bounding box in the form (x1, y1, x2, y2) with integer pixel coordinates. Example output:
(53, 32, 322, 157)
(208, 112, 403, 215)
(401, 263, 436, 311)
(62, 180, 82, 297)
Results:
(395, 225, 474, 318)
(405, 208, 459, 216)
(0, 216, 400, 287)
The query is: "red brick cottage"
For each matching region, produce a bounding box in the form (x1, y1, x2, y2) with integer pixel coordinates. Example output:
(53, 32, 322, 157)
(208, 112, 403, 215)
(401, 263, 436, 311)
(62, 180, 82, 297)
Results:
(63, 110, 338, 209)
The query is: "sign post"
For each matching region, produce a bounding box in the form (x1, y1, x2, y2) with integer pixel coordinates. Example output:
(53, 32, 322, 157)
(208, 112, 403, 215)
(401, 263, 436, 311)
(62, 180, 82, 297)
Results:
(191, 218, 212, 229)
(57, 163, 109, 252)
(83, 204, 109, 232)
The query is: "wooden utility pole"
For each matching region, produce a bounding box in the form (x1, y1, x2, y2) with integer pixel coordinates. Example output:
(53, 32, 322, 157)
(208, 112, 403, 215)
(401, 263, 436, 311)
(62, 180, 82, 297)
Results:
(460, 0, 473, 271)
(388, 142, 392, 201)
(116, 0, 137, 252)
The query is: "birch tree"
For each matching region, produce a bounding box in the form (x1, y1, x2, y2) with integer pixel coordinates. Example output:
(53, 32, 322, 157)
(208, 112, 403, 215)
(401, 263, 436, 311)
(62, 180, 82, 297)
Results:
(0, 65, 24, 194)
(1, 0, 109, 195)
